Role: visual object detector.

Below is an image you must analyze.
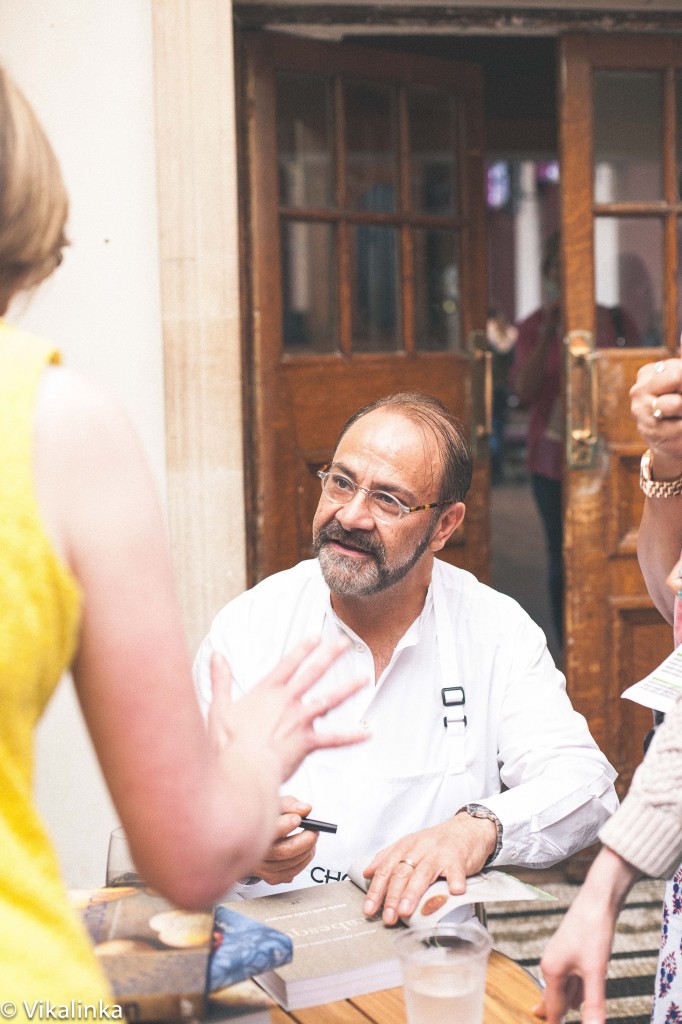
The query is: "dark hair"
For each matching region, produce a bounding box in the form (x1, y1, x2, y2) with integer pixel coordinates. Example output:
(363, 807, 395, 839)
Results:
(336, 392, 473, 503)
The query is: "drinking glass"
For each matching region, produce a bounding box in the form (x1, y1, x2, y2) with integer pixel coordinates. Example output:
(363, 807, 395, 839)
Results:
(106, 826, 143, 887)
(395, 919, 492, 1024)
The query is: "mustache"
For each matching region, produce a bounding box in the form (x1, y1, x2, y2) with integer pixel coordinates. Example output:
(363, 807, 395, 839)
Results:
(315, 522, 385, 559)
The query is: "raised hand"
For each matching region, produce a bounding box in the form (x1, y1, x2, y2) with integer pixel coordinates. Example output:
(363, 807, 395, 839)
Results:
(207, 637, 369, 783)
(630, 354, 682, 465)
(534, 847, 638, 1024)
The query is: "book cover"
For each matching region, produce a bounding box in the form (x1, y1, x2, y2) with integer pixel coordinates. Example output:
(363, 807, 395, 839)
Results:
(220, 881, 403, 1010)
(205, 979, 276, 1023)
(208, 905, 292, 991)
(72, 887, 213, 1022)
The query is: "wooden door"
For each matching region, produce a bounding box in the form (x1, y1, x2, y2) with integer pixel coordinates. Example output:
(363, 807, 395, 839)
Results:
(560, 35, 681, 797)
(239, 34, 489, 584)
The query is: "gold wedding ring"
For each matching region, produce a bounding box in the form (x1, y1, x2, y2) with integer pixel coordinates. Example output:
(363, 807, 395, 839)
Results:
(399, 858, 417, 869)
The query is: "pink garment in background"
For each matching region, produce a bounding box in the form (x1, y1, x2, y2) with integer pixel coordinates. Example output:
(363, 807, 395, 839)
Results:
(511, 304, 637, 481)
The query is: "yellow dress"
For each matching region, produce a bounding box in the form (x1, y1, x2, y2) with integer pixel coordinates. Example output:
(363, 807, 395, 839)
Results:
(0, 321, 111, 1013)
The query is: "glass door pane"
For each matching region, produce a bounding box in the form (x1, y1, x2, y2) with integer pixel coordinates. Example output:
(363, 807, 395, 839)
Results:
(277, 73, 335, 209)
(281, 221, 338, 352)
(408, 87, 459, 216)
(350, 224, 401, 351)
(344, 81, 398, 212)
(593, 71, 663, 202)
(413, 228, 461, 351)
(594, 216, 663, 347)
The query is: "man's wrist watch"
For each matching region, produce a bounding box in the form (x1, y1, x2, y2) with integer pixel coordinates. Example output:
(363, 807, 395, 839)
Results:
(639, 449, 682, 498)
(456, 803, 503, 865)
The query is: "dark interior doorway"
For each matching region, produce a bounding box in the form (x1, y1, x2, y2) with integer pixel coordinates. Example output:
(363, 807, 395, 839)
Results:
(360, 34, 563, 663)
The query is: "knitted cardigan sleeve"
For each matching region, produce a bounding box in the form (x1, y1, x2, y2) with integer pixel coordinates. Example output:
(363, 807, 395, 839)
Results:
(599, 692, 682, 879)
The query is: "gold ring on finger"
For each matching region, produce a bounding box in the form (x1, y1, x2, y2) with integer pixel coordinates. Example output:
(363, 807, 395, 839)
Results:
(399, 858, 417, 869)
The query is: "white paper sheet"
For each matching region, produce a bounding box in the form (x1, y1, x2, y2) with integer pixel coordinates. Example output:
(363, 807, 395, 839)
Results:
(347, 861, 555, 929)
(622, 643, 682, 714)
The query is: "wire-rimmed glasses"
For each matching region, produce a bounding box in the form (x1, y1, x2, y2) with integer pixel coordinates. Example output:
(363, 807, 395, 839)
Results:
(317, 466, 453, 526)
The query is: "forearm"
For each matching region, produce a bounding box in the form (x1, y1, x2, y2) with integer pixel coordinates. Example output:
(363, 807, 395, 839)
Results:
(537, 846, 638, 1024)
(580, 845, 640, 912)
(638, 493, 682, 625)
(599, 695, 682, 879)
(104, 715, 281, 910)
(481, 762, 618, 867)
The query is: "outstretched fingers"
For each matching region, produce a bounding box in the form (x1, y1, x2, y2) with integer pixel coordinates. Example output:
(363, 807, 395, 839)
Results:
(207, 651, 235, 752)
(284, 636, 354, 701)
(257, 636, 321, 691)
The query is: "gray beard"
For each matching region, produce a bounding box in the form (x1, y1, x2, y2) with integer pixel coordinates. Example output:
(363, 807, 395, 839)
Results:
(313, 522, 434, 597)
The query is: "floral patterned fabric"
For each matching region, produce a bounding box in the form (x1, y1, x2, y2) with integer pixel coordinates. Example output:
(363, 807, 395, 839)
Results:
(652, 866, 682, 1021)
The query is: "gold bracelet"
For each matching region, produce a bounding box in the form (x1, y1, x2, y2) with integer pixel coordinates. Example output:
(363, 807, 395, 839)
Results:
(639, 449, 682, 497)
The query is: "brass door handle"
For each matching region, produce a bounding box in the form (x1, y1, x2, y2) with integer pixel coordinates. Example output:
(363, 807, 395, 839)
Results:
(565, 329, 599, 469)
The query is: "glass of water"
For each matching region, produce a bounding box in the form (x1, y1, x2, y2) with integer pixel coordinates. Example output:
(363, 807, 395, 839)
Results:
(395, 919, 492, 1024)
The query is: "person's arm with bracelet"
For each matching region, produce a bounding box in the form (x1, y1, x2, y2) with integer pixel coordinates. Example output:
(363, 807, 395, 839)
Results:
(630, 354, 682, 623)
(537, 690, 682, 1024)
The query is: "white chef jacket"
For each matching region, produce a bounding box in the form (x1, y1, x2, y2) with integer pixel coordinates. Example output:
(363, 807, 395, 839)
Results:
(194, 558, 618, 898)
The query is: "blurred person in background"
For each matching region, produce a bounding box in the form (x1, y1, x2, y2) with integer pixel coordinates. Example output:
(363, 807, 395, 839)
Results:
(486, 307, 518, 486)
(512, 231, 638, 647)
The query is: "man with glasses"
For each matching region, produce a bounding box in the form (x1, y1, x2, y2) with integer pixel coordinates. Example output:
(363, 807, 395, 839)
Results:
(195, 392, 617, 925)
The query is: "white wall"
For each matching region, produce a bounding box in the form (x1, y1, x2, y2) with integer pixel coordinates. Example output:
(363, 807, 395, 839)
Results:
(0, 1, 165, 885)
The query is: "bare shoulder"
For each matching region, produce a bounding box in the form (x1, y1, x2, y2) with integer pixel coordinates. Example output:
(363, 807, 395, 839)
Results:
(33, 364, 162, 568)
(35, 364, 143, 460)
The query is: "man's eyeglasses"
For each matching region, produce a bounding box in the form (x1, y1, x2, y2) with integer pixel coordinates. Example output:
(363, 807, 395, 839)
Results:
(317, 466, 453, 525)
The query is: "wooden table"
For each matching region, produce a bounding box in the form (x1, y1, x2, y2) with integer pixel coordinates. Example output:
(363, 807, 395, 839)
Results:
(269, 949, 542, 1023)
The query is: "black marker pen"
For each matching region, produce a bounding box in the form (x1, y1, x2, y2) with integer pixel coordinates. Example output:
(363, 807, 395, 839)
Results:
(298, 817, 338, 834)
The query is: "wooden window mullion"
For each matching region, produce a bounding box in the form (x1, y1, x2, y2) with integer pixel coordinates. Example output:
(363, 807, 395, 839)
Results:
(398, 84, 414, 355)
(663, 65, 679, 349)
(335, 76, 352, 358)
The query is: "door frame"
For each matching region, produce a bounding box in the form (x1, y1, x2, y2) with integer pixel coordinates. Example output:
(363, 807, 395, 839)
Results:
(236, 30, 490, 584)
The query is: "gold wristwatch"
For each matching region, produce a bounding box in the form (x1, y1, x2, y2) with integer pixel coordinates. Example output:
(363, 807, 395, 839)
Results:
(639, 449, 682, 497)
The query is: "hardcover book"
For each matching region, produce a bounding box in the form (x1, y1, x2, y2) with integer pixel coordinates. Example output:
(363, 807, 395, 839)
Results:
(72, 889, 293, 1022)
(208, 904, 293, 991)
(222, 867, 555, 1010)
(205, 979, 276, 1023)
(221, 881, 403, 1010)
(72, 887, 213, 1021)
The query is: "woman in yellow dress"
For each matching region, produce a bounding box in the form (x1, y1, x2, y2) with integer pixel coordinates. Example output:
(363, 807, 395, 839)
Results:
(0, 66, 365, 1015)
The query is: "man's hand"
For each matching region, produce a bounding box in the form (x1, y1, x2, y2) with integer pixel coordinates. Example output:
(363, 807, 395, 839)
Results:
(360, 812, 497, 926)
(247, 796, 320, 886)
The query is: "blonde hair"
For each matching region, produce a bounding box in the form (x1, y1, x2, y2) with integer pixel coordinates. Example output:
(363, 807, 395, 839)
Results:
(0, 67, 68, 313)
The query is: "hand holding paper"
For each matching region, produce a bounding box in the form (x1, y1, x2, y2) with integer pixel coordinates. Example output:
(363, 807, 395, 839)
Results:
(621, 643, 682, 714)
